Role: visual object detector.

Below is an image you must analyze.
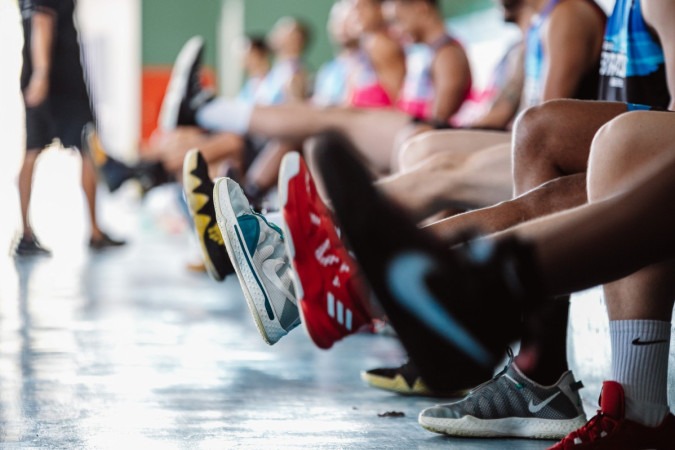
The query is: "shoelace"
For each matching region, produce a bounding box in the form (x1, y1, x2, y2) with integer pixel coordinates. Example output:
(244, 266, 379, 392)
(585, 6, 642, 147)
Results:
(559, 412, 618, 447)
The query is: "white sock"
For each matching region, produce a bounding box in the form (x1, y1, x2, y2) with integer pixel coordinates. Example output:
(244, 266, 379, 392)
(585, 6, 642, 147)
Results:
(610, 319, 671, 427)
(195, 97, 253, 134)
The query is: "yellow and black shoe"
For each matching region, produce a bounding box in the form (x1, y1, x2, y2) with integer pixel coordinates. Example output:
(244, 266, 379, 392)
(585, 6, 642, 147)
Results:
(81, 123, 135, 193)
(183, 149, 234, 281)
(362, 361, 471, 398)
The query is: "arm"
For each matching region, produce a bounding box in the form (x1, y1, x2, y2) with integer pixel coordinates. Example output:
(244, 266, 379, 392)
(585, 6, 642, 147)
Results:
(642, 0, 675, 110)
(286, 69, 310, 103)
(367, 33, 406, 101)
(430, 43, 472, 123)
(24, 10, 55, 107)
(540, 0, 605, 101)
(472, 43, 525, 130)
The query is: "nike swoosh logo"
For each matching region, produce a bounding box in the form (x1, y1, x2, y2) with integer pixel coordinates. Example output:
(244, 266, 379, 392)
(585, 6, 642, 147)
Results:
(632, 338, 669, 346)
(528, 392, 561, 414)
(262, 258, 296, 303)
(387, 251, 493, 367)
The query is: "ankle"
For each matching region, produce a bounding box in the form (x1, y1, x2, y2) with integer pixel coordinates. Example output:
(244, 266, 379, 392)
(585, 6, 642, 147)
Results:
(624, 394, 670, 427)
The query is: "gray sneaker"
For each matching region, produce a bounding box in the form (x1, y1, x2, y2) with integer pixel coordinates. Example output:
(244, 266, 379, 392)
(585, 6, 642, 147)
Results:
(418, 360, 587, 440)
(214, 177, 301, 345)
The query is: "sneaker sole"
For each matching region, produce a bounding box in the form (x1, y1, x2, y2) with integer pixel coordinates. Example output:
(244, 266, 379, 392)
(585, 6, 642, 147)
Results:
(418, 414, 587, 440)
(158, 36, 204, 131)
(278, 152, 337, 350)
(213, 178, 286, 345)
(182, 149, 224, 282)
(361, 371, 469, 398)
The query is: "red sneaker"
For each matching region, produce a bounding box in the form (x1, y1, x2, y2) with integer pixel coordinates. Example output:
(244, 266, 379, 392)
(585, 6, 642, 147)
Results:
(550, 381, 675, 450)
(278, 152, 373, 349)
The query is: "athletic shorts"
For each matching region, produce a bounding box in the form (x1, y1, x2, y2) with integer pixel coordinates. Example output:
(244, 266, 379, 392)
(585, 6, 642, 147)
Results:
(24, 94, 94, 151)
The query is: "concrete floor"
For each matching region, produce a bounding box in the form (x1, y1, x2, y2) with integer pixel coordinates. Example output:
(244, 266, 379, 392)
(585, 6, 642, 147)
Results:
(0, 174, 673, 449)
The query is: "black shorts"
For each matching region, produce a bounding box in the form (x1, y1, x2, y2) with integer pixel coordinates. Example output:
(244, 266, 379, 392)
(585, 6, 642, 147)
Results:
(24, 93, 94, 151)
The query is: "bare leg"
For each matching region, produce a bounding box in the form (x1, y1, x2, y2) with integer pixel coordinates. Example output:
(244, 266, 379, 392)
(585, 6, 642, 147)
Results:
(18, 150, 40, 238)
(487, 111, 675, 295)
(246, 139, 299, 193)
(249, 105, 411, 173)
(378, 142, 513, 221)
(396, 129, 511, 172)
(81, 151, 103, 240)
(426, 100, 629, 244)
(372, 130, 512, 220)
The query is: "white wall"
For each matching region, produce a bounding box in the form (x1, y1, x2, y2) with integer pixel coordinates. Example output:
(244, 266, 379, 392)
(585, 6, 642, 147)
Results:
(77, 0, 141, 160)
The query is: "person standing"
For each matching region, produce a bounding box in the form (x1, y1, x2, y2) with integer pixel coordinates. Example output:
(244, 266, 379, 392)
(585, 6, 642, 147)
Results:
(16, 0, 125, 256)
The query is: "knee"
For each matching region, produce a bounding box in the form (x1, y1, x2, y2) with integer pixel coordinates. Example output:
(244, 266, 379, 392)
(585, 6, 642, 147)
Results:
(398, 129, 440, 171)
(512, 100, 576, 191)
(587, 111, 650, 201)
(513, 100, 573, 165)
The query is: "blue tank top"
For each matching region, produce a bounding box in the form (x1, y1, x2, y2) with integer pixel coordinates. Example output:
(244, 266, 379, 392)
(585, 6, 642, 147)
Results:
(598, 0, 669, 108)
(523, 0, 603, 108)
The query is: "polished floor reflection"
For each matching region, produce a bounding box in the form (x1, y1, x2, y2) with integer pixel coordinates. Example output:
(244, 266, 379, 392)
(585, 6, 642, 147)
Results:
(0, 179, 673, 449)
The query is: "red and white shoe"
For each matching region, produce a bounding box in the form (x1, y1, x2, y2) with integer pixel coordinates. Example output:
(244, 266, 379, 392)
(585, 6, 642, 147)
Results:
(278, 152, 373, 349)
(549, 381, 675, 449)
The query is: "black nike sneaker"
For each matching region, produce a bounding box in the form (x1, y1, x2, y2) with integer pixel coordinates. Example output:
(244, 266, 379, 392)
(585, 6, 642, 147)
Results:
(182, 149, 234, 281)
(89, 232, 126, 250)
(158, 36, 214, 130)
(313, 130, 543, 392)
(362, 360, 472, 397)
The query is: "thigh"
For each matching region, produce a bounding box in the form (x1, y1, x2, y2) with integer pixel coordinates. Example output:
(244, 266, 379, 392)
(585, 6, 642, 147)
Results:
(399, 129, 511, 172)
(587, 110, 675, 201)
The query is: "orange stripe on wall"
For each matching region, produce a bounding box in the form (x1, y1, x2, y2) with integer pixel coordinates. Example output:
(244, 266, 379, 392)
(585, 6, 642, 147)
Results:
(140, 65, 216, 151)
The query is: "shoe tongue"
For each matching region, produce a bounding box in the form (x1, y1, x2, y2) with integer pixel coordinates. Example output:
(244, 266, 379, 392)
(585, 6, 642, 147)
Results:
(599, 381, 625, 420)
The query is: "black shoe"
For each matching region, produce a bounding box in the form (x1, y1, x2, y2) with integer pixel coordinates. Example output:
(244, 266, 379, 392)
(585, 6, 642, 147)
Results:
(182, 149, 235, 281)
(133, 161, 173, 194)
(81, 123, 136, 193)
(13, 235, 52, 257)
(362, 360, 472, 397)
(314, 130, 540, 392)
(90, 232, 126, 250)
(158, 36, 214, 130)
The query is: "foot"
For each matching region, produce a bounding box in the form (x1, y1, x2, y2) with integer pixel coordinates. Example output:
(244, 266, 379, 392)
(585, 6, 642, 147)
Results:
(278, 152, 373, 349)
(89, 232, 126, 250)
(13, 235, 52, 257)
(313, 130, 539, 392)
(550, 381, 675, 449)
(158, 36, 213, 130)
(134, 161, 173, 195)
(81, 123, 135, 193)
(419, 356, 587, 439)
(182, 149, 234, 281)
(214, 177, 300, 345)
(362, 360, 471, 397)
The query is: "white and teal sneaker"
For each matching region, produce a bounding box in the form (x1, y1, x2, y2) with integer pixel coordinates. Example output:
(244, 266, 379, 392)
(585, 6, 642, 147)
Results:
(418, 359, 587, 440)
(213, 177, 301, 345)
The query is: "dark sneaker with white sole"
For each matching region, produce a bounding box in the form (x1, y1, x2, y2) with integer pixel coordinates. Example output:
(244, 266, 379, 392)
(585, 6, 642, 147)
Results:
(214, 177, 300, 345)
(362, 360, 473, 397)
(314, 130, 543, 393)
(183, 149, 234, 281)
(158, 36, 214, 130)
(13, 235, 52, 257)
(419, 358, 587, 440)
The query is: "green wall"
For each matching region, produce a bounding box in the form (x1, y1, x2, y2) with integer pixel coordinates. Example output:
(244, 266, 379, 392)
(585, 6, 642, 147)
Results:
(142, 0, 495, 69)
(243, 0, 334, 74)
(142, 0, 221, 67)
